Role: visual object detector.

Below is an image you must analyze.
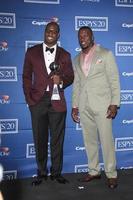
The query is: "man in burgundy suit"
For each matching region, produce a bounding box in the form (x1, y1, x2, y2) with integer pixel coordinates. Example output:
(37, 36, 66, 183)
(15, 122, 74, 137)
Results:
(22, 22, 74, 185)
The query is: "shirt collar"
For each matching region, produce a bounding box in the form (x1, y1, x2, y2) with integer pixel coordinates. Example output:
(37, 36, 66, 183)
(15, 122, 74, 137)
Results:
(43, 43, 57, 52)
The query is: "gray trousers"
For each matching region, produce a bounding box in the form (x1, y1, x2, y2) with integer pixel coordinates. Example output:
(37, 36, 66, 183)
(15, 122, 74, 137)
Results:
(80, 104, 117, 178)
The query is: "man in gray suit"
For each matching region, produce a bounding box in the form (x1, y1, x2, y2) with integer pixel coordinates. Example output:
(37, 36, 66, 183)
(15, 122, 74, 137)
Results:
(72, 26, 120, 189)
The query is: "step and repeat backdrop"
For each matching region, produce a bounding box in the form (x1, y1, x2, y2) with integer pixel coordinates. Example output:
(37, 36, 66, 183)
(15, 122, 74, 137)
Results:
(0, 0, 133, 180)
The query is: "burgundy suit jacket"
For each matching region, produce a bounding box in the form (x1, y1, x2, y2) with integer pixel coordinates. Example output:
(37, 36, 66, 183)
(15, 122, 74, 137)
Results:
(22, 44, 74, 112)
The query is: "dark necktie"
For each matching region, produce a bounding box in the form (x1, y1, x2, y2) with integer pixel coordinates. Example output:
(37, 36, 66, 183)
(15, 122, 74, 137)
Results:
(45, 46, 54, 53)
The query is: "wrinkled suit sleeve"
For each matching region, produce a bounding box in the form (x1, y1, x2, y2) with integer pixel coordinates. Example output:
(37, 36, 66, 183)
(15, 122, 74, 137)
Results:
(72, 58, 80, 108)
(105, 51, 120, 106)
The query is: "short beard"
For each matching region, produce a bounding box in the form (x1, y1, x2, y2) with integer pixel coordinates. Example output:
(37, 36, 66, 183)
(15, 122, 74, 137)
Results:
(82, 42, 94, 50)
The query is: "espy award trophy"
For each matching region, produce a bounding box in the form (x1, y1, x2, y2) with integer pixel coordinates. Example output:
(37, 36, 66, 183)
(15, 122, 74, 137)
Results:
(49, 62, 61, 100)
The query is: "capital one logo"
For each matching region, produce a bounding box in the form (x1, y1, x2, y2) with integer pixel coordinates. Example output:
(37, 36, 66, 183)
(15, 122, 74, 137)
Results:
(0, 119, 18, 134)
(24, 0, 60, 4)
(120, 166, 133, 170)
(3, 170, 17, 180)
(75, 146, 85, 151)
(26, 143, 50, 158)
(121, 90, 133, 104)
(0, 66, 17, 81)
(75, 16, 108, 31)
(32, 17, 59, 26)
(115, 0, 133, 7)
(0, 13, 16, 28)
(122, 72, 133, 77)
(122, 23, 133, 28)
(122, 119, 133, 124)
(115, 42, 133, 56)
(115, 137, 133, 151)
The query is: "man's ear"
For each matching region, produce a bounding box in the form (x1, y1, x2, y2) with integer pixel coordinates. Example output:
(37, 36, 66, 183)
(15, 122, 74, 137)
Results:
(57, 33, 60, 39)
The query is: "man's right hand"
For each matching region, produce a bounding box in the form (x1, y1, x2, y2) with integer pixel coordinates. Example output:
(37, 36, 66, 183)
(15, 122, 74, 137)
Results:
(51, 74, 61, 85)
(71, 107, 80, 123)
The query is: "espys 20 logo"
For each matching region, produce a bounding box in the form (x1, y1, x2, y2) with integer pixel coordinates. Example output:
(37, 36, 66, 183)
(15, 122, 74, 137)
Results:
(26, 143, 50, 158)
(0, 119, 18, 134)
(115, 0, 133, 7)
(75, 163, 104, 173)
(75, 16, 108, 31)
(3, 170, 17, 180)
(0, 13, 16, 28)
(121, 90, 133, 104)
(0, 66, 17, 81)
(115, 137, 133, 151)
(115, 42, 133, 56)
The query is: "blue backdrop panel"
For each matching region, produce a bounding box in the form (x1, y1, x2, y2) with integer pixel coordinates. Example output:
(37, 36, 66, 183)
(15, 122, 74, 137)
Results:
(0, 0, 133, 179)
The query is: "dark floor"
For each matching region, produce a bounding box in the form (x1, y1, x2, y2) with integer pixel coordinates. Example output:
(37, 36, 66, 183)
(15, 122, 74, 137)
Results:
(1, 169, 133, 200)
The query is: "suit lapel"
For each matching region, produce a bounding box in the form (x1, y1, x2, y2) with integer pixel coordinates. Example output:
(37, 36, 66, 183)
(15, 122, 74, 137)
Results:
(55, 46, 61, 65)
(38, 44, 49, 76)
(77, 53, 86, 77)
(87, 46, 100, 76)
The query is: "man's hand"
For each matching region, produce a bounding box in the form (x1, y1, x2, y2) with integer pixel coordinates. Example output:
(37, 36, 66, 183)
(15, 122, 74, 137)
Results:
(71, 107, 80, 123)
(106, 105, 118, 119)
(51, 74, 61, 85)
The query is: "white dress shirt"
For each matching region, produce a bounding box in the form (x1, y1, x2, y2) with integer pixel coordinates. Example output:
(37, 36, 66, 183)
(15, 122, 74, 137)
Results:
(43, 43, 57, 91)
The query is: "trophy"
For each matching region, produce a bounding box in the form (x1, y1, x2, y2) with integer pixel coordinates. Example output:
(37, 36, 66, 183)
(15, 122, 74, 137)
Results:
(49, 62, 61, 100)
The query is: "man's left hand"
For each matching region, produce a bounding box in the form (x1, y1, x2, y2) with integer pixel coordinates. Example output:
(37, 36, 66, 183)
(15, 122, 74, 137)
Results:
(106, 105, 118, 119)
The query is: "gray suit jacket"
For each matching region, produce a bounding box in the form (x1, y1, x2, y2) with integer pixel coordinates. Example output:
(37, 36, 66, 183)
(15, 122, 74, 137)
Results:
(72, 45, 120, 112)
